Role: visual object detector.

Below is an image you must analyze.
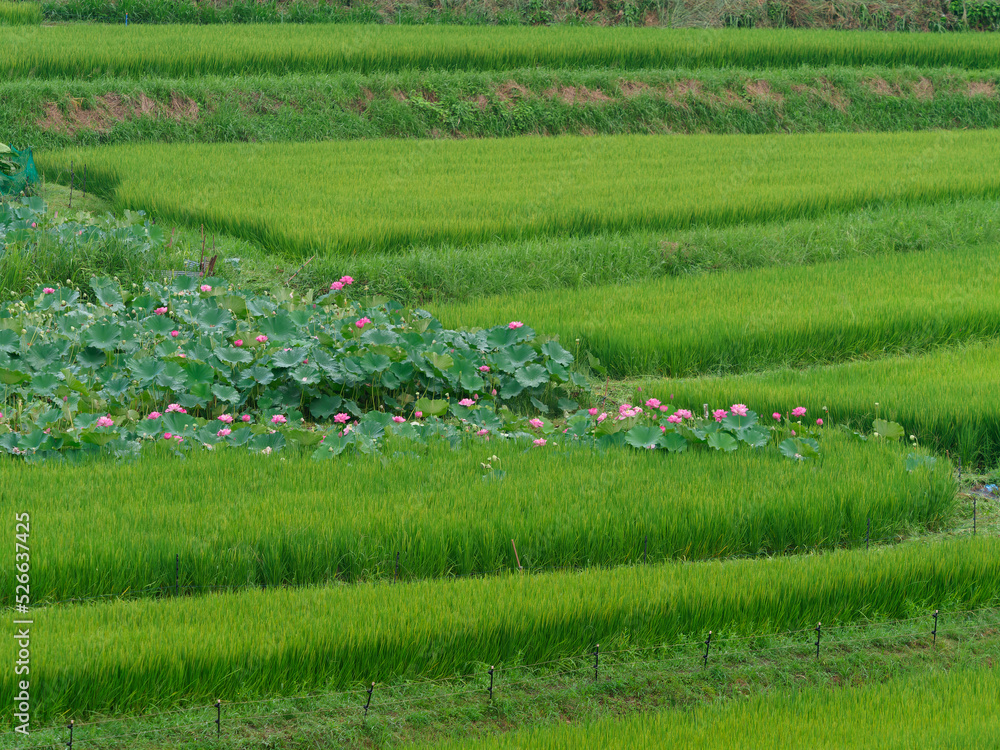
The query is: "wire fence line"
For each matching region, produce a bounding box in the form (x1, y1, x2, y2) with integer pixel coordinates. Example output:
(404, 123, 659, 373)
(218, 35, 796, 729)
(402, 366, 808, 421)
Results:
(6, 500, 997, 613)
(5, 604, 999, 749)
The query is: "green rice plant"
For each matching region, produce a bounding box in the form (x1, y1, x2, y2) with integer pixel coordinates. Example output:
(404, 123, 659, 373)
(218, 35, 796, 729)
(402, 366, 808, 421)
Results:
(639, 342, 1000, 469)
(37, 130, 1000, 256)
(6, 26, 1000, 78)
(422, 666, 999, 749)
(3, 536, 998, 722)
(435, 243, 1000, 377)
(0, 1, 41, 25)
(0, 430, 955, 605)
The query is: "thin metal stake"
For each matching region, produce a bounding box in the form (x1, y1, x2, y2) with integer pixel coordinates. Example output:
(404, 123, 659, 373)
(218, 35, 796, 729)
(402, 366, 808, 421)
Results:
(593, 644, 600, 680)
(363, 682, 374, 718)
(66, 720, 73, 749)
(814, 622, 822, 658)
(511, 539, 523, 572)
(703, 403, 709, 419)
(703, 631, 712, 668)
(488, 666, 495, 701)
(215, 700, 221, 738)
(932, 610, 939, 645)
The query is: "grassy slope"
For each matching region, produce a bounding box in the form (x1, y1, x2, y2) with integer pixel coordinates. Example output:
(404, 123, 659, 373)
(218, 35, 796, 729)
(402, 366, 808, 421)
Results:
(1, 432, 956, 604)
(3, 536, 999, 723)
(434, 243, 1000, 377)
(4, 66, 999, 149)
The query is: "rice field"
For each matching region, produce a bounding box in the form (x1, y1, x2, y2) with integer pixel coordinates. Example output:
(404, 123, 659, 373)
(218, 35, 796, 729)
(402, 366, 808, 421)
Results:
(5, 25, 1000, 78)
(0, 1, 40, 25)
(1, 432, 955, 605)
(422, 666, 999, 749)
(37, 129, 1000, 256)
(436, 243, 1000, 377)
(639, 341, 1000, 468)
(3, 536, 997, 723)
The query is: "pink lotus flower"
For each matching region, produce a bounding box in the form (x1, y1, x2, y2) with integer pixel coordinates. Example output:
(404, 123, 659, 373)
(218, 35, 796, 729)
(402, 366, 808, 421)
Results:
(479, 365, 490, 373)
(154, 307, 168, 315)
(392, 416, 406, 423)
(597, 412, 607, 423)
(667, 414, 682, 424)
(477, 428, 489, 436)
(713, 409, 728, 422)
(340, 275, 354, 285)
(241, 415, 251, 423)
(43, 287, 55, 294)
(508, 321, 524, 329)
(528, 418, 544, 429)
(333, 413, 350, 424)
(491, 389, 497, 396)
(218, 414, 234, 424)
(816, 418, 824, 426)
(148, 411, 162, 419)
(165, 403, 186, 413)
(730, 404, 749, 417)
(588, 408, 599, 416)
(773, 412, 782, 421)
(790, 430, 796, 436)
(659, 405, 669, 412)
(179, 354, 186, 359)
(170, 330, 180, 338)
(163, 432, 172, 439)
(674, 409, 693, 420)
(96, 415, 114, 427)
(458, 398, 475, 407)
(792, 406, 807, 417)
(234, 339, 243, 347)
(330, 281, 343, 291)
(355, 317, 371, 329)
(200, 284, 212, 292)
(533, 438, 547, 447)
(256, 335, 268, 343)
(414, 411, 423, 419)
(271, 414, 287, 425)
(660, 425, 667, 432)
(30, 222, 37, 229)
(645, 398, 661, 409)
(217, 428, 231, 437)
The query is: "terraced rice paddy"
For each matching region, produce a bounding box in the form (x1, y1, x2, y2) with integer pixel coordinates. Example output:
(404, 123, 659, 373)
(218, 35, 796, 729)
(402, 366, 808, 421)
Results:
(3, 16, 1000, 750)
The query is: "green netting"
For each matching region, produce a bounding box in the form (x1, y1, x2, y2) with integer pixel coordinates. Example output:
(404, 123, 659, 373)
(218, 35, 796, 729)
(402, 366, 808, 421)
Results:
(0, 146, 39, 197)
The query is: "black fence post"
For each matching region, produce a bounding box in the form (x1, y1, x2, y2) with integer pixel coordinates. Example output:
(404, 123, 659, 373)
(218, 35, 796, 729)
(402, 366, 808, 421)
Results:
(363, 682, 374, 719)
(215, 700, 221, 738)
(814, 623, 822, 658)
(703, 631, 712, 668)
(932, 610, 939, 645)
(973, 497, 977, 536)
(66, 720, 73, 749)
(593, 644, 600, 680)
(488, 666, 495, 701)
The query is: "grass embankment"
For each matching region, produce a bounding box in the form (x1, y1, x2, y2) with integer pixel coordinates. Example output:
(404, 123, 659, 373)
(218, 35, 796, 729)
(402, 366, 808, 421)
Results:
(3, 536, 998, 722)
(423, 666, 1000, 750)
(639, 342, 1000, 469)
(37, 130, 1000, 255)
(4, 67, 999, 148)
(436, 242, 1000, 377)
(0, 432, 955, 604)
(0, 1, 40, 25)
(6, 26, 1000, 79)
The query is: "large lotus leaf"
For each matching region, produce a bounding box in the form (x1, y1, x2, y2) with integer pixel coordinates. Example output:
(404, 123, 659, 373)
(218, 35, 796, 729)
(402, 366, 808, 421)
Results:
(259, 314, 297, 341)
(739, 425, 771, 448)
(155, 362, 187, 391)
(161, 412, 197, 434)
(309, 395, 343, 420)
(90, 277, 124, 312)
(873, 418, 905, 440)
(135, 419, 162, 439)
(486, 327, 519, 349)
(30, 373, 61, 396)
(722, 411, 758, 432)
(779, 437, 821, 460)
(365, 329, 398, 346)
(130, 358, 165, 385)
(625, 425, 662, 450)
(0, 329, 19, 353)
(250, 431, 286, 453)
(144, 315, 175, 337)
(101, 377, 131, 399)
(80, 430, 120, 448)
(215, 346, 254, 366)
(211, 383, 240, 404)
(273, 348, 306, 369)
(242, 365, 274, 385)
(0, 369, 30, 386)
(217, 295, 248, 317)
(451, 360, 482, 392)
(427, 352, 454, 373)
(196, 306, 232, 330)
(77, 347, 107, 369)
(546, 360, 568, 382)
(85, 321, 121, 351)
(507, 344, 536, 369)
(499, 379, 524, 400)
(183, 361, 216, 386)
(661, 432, 688, 453)
(292, 365, 321, 385)
(541, 340, 573, 366)
(515, 363, 549, 389)
(360, 352, 391, 373)
(283, 429, 323, 448)
(414, 397, 448, 417)
(707, 432, 739, 452)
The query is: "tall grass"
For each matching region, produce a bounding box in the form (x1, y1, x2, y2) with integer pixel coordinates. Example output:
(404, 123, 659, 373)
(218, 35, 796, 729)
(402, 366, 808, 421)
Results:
(4, 536, 998, 722)
(0, 432, 955, 605)
(423, 666, 999, 749)
(435, 243, 1000, 377)
(38, 130, 1000, 256)
(640, 342, 1000, 469)
(6, 26, 1000, 78)
(0, 1, 40, 24)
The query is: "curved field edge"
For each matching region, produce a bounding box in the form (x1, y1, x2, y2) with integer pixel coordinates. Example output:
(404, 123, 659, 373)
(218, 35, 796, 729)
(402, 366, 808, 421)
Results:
(0, 431, 956, 604)
(638, 341, 1000, 469)
(2, 535, 998, 723)
(35, 130, 1000, 256)
(417, 665, 999, 749)
(7, 26, 1000, 78)
(5, 66, 1000, 149)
